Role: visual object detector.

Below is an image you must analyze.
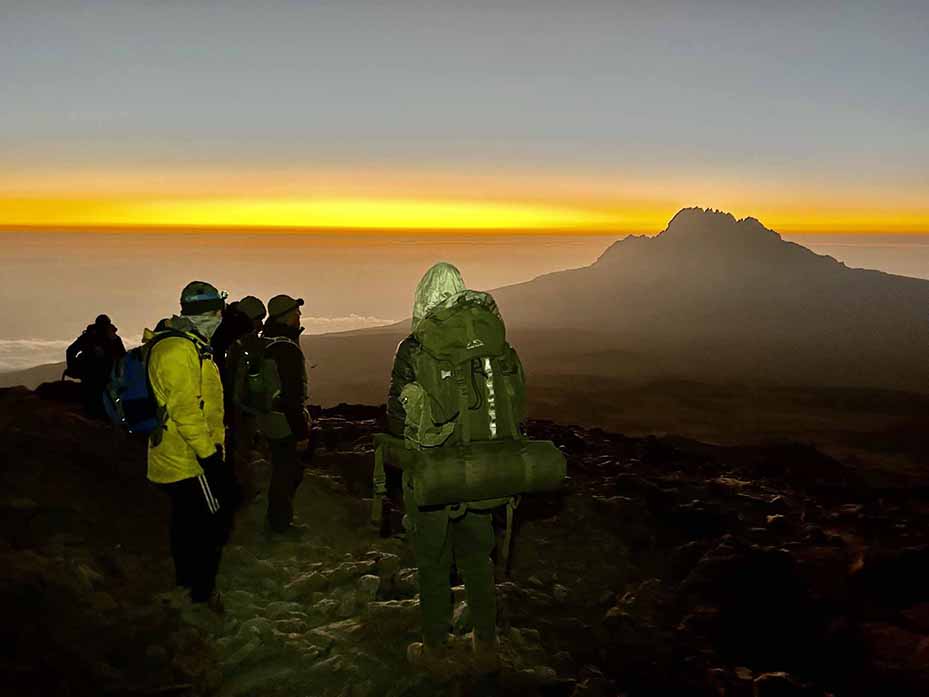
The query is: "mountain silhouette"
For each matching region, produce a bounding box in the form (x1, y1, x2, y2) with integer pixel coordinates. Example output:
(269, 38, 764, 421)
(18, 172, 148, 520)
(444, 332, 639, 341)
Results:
(478, 207, 929, 390)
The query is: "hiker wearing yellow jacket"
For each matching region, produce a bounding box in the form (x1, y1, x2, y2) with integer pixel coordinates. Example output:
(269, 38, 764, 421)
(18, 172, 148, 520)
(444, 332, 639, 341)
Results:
(147, 281, 237, 612)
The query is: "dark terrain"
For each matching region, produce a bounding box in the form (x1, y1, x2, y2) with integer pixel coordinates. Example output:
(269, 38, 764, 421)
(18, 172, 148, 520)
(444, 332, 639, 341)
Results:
(2, 383, 928, 696)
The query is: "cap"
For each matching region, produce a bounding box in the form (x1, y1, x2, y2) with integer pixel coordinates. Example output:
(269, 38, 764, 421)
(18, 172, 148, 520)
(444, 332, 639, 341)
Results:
(238, 295, 267, 321)
(94, 314, 113, 327)
(180, 281, 227, 316)
(267, 294, 304, 320)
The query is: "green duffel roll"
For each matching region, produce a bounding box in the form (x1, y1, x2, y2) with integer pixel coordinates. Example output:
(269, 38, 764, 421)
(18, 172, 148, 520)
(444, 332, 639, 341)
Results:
(406, 439, 567, 507)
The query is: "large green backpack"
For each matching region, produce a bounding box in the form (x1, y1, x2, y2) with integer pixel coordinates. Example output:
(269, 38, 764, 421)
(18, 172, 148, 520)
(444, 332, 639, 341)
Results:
(376, 291, 566, 511)
(411, 291, 526, 447)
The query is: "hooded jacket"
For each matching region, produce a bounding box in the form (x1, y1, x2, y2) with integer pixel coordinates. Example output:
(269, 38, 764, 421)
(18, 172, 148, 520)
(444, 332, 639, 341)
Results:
(146, 316, 225, 483)
(386, 263, 467, 436)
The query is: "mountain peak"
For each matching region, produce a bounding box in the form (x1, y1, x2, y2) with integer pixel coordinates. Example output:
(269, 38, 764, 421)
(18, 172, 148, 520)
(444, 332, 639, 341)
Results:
(596, 207, 785, 265)
(660, 207, 782, 244)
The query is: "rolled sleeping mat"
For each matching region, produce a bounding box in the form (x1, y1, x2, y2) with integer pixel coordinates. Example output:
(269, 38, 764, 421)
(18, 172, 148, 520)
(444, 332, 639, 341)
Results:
(406, 439, 567, 507)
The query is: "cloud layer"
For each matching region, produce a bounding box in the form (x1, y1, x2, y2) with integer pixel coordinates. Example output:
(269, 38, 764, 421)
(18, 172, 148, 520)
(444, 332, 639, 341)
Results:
(0, 316, 396, 373)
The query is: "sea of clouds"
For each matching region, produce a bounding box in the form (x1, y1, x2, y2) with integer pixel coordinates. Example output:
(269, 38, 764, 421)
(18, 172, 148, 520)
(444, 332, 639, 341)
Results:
(0, 315, 396, 374)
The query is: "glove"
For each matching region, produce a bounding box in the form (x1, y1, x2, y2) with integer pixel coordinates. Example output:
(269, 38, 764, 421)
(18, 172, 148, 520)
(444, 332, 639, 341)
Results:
(197, 448, 224, 476)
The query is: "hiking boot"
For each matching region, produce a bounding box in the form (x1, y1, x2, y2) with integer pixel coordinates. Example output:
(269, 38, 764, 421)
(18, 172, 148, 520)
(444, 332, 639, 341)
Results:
(470, 633, 500, 674)
(207, 590, 225, 614)
(181, 593, 224, 632)
(406, 642, 453, 677)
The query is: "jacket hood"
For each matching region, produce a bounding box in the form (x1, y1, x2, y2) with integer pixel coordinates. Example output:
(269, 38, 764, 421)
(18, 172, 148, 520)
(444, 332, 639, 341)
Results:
(158, 315, 211, 344)
(412, 262, 466, 331)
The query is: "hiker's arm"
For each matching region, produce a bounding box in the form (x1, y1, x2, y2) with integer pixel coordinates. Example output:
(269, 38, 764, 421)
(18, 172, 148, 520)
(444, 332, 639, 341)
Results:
(153, 343, 216, 460)
(386, 337, 417, 437)
(65, 336, 84, 365)
(273, 343, 310, 440)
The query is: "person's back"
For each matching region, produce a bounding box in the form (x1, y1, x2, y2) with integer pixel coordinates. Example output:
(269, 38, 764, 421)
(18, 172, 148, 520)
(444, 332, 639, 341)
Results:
(66, 314, 126, 416)
(387, 262, 513, 675)
(147, 281, 233, 613)
(224, 296, 267, 502)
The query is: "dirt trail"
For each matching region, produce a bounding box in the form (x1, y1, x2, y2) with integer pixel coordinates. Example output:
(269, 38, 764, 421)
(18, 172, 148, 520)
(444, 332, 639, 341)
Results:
(3, 387, 929, 697)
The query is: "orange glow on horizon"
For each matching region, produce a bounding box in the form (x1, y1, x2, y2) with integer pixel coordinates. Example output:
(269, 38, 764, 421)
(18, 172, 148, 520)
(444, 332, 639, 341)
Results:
(0, 167, 926, 234)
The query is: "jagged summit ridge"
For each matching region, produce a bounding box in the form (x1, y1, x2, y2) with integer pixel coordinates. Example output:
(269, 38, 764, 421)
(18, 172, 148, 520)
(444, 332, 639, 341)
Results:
(596, 207, 787, 265)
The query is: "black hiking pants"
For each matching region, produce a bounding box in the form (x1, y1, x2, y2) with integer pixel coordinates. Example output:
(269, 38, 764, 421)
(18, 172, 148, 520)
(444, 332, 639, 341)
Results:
(160, 474, 229, 602)
(267, 435, 304, 532)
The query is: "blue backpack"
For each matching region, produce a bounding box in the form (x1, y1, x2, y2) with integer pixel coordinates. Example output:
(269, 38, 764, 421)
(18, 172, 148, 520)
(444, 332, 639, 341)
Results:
(102, 331, 195, 435)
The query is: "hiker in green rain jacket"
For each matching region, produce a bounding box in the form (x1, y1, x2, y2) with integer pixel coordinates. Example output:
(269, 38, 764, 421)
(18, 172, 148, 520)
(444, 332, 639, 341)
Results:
(388, 262, 524, 674)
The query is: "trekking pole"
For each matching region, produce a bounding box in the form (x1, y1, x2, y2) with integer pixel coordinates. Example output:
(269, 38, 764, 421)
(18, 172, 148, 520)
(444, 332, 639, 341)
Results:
(371, 439, 387, 528)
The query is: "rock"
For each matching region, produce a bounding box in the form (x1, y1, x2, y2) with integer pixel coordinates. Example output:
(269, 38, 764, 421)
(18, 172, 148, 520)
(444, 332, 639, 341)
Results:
(224, 637, 262, 670)
(394, 568, 418, 597)
(314, 598, 340, 619)
(326, 560, 377, 588)
(265, 601, 306, 620)
(338, 593, 356, 618)
(752, 672, 805, 696)
(285, 571, 328, 600)
(451, 585, 467, 604)
(275, 618, 309, 635)
(766, 514, 788, 533)
(356, 574, 381, 604)
(237, 616, 274, 641)
(308, 654, 346, 676)
(553, 583, 570, 603)
(375, 553, 401, 580)
(525, 590, 554, 607)
(452, 601, 472, 634)
(225, 589, 257, 607)
(366, 599, 420, 635)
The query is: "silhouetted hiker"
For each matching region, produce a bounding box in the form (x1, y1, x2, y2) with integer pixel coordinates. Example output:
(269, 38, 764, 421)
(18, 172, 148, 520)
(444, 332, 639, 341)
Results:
(224, 295, 267, 503)
(146, 281, 238, 615)
(255, 294, 312, 534)
(65, 314, 126, 417)
(386, 262, 527, 675)
(212, 299, 258, 391)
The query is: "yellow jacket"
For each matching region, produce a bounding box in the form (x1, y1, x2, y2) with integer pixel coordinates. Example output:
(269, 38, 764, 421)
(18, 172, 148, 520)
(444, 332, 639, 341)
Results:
(146, 317, 225, 483)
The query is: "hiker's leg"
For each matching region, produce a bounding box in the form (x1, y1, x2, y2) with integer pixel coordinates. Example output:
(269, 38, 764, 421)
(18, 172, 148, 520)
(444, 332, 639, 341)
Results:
(453, 511, 497, 642)
(228, 412, 258, 501)
(162, 481, 193, 589)
(189, 477, 221, 603)
(236, 414, 259, 500)
(267, 435, 298, 531)
(404, 476, 453, 648)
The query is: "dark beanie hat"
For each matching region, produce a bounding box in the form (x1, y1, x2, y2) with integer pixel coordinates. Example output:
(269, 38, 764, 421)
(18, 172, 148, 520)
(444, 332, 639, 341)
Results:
(180, 281, 226, 316)
(238, 296, 267, 321)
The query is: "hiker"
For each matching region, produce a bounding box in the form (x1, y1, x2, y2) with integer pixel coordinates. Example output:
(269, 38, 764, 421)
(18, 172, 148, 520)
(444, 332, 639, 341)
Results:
(147, 281, 237, 612)
(258, 294, 312, 534)
(65, 314, 126, 416)
(211, 299, 257, 390)
(386, 262, 527, 674)
(224, 296, 267, 503)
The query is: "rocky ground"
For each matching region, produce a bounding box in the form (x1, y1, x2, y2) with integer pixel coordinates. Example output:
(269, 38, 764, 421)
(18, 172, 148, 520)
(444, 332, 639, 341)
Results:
(1, 384, 928, 697)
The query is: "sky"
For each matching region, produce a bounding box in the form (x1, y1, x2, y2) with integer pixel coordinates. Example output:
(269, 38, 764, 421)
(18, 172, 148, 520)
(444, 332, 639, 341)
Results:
(1, 0, 927, 234)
